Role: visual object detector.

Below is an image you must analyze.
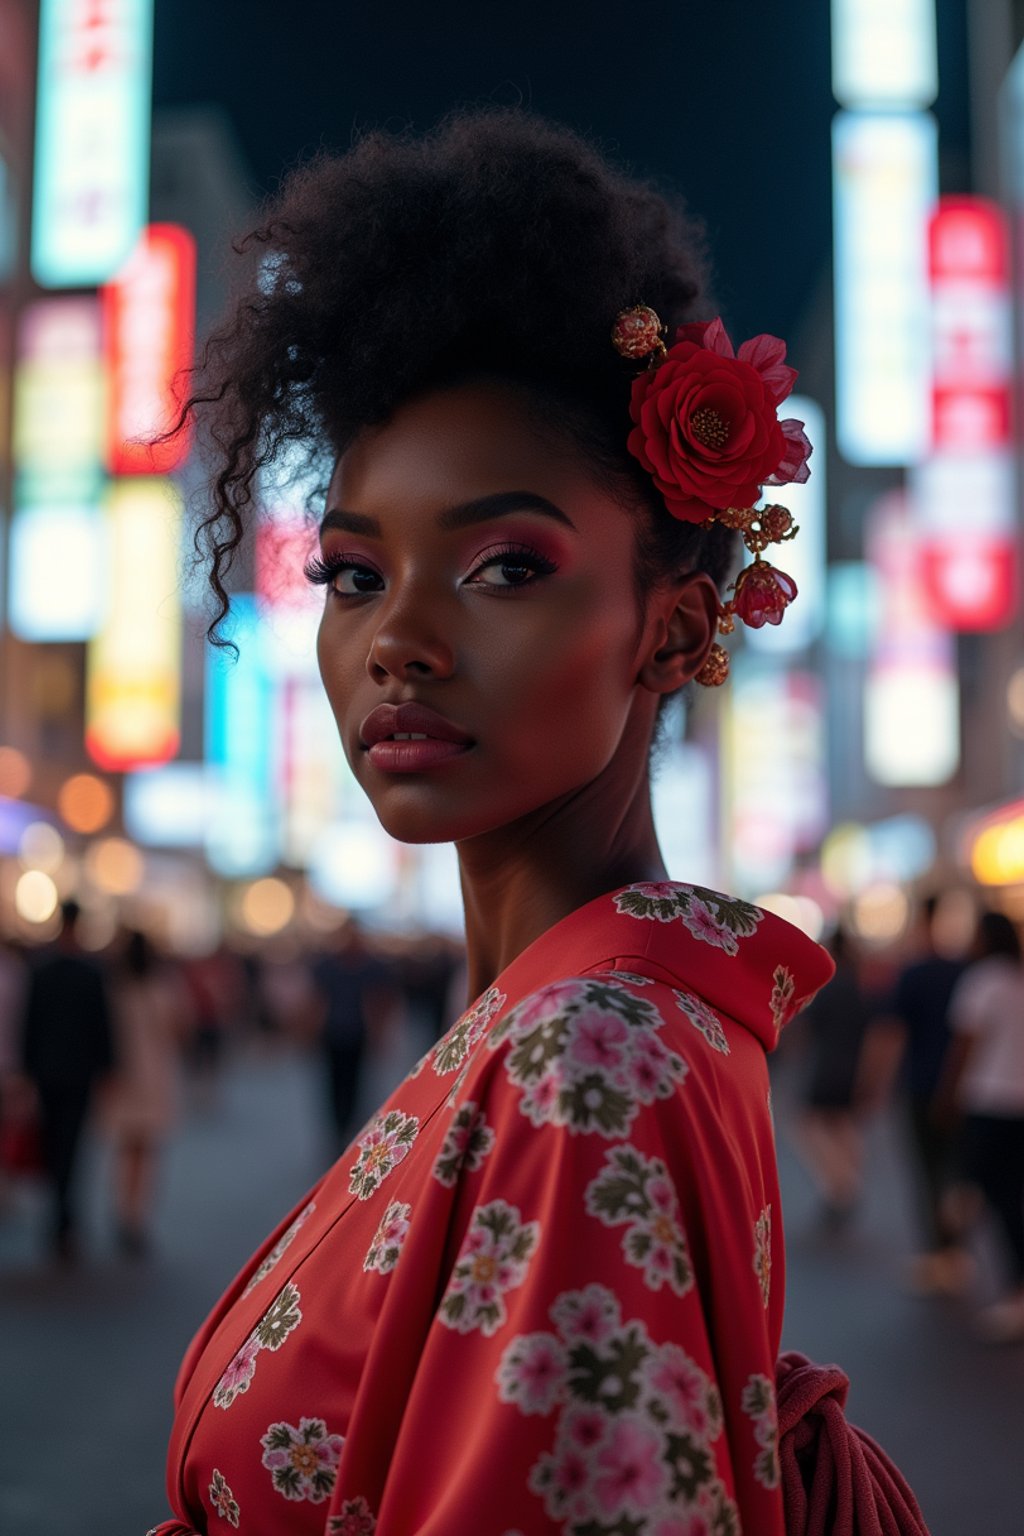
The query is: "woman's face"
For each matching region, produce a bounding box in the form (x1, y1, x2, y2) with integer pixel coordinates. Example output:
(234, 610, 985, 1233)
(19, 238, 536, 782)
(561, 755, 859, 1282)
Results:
(314, 380, 704, 846)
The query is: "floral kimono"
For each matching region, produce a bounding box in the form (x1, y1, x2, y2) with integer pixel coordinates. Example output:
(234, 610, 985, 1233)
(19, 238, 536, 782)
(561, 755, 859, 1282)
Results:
(148, 881, 833, 1536)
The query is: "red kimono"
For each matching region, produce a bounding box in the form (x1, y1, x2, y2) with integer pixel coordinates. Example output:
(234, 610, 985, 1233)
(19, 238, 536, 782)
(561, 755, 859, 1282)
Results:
(149, 881, 833, 1536)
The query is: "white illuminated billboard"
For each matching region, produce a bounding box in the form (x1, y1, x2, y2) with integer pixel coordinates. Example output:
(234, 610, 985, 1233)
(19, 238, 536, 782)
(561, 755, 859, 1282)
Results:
(831, 0, 937, 108)
(31, 0, 153, 287)
(864, 660, 959, 786)
(833, 112, 937, 465)
(9, 502, 108, 641)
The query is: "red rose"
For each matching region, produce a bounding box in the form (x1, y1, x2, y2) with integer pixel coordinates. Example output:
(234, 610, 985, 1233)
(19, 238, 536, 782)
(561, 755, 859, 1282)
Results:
(625, 317, 811, 523)
(731, 562, 798, 629)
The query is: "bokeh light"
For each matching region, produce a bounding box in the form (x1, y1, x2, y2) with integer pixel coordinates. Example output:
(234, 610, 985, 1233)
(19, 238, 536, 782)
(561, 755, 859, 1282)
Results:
(849, 881, 910, 943)
(58, 772, 115, 833)
(18, 819, 65, 873)
(83, 836, 145, 895)
(238, 877, 295, 936)
(970, 816, 1024, 886)
(15, 867, 59, 924)
(754, 891, 825, 941)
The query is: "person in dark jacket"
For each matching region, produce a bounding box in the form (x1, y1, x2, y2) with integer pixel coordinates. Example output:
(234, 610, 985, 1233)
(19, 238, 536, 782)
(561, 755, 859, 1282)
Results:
(20, 899, 115, 1260)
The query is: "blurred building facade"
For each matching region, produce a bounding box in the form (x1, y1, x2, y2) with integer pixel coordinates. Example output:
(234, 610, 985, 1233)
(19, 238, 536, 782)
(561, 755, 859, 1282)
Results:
(2, 0, 1024, 955)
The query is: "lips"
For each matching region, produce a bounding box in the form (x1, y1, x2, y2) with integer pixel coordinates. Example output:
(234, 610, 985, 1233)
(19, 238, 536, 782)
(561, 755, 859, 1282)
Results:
(360, 702, 475, 749)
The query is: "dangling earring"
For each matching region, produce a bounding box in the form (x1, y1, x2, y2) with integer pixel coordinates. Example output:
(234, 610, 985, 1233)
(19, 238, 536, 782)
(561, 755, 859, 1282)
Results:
(694, 642, 730, 688)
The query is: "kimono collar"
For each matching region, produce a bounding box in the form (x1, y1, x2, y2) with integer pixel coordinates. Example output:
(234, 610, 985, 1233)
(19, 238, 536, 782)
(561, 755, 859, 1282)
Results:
(490, 881, 834, 1053)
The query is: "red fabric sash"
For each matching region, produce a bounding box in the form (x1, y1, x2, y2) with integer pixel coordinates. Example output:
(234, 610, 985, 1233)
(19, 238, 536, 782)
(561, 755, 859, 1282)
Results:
(776, 1352, 931, 1535)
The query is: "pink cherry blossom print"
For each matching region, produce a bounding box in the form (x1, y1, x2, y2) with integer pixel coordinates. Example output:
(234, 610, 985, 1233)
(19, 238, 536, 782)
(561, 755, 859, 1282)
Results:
(593, 1414, 669, 1518)
(327, 1495, 377, 1534)
(363, 1200, 411, 1274)
(207, 1468, 239, 1527)
(212, 1333, 261, 1411)
(681, 894, 739, 956)
(348, 1109, 419, 1200)
(260, 1415, 343, 1503)
(440, 1200, 540, 1336)
(496, 1332, 569, 1415)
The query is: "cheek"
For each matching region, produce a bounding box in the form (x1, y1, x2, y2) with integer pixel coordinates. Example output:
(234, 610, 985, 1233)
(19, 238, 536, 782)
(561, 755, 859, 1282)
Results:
(488, 596, 640, 769)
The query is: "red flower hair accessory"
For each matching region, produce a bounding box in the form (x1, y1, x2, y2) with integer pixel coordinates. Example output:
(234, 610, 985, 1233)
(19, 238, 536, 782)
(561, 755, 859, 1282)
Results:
(611, 308, 811, 685)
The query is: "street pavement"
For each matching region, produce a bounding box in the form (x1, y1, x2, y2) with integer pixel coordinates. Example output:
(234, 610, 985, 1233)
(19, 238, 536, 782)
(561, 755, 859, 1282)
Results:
(1, 1029, 1020, 1536)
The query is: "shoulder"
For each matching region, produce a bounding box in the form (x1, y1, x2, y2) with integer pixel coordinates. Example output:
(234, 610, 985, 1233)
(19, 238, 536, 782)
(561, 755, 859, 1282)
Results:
(476, 972, 694, 1142)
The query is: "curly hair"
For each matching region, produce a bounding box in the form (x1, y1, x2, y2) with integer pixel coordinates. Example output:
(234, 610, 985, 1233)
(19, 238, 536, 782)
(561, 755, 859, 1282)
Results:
(182, 107, 738, 650)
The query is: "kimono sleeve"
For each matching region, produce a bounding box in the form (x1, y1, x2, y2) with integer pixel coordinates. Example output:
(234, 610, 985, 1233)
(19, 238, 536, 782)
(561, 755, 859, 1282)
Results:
(363, 974, 783, 1536)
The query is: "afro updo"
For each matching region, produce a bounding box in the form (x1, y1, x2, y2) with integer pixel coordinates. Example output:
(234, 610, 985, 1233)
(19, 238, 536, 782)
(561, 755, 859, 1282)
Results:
(185, 107, 738, 644)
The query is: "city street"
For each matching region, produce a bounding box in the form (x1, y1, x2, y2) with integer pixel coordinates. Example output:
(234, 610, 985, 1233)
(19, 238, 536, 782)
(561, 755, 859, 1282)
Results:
(1, 1034, 1020, 1536)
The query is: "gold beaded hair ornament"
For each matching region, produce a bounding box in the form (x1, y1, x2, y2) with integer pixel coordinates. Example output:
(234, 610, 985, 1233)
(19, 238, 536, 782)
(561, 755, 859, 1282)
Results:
(611, 304, 812, 686)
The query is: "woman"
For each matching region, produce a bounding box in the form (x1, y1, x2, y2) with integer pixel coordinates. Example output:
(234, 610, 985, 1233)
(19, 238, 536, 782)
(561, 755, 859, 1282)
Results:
(937, 911, 1024, 1342)
(149, 112, 919, 1536)
(791, 926, 868, 1230)
(102, 929, 186, 1256)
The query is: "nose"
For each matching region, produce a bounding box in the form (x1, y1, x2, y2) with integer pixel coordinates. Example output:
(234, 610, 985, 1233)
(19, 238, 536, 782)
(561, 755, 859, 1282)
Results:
(365, 588, 456, 683)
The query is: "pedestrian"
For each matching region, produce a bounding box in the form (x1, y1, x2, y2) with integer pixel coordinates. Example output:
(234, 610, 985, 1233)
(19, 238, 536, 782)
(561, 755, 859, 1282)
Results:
(872, 893, 969, 1295)
(19, 899, 115, 1262)
(149, 111, 929, 1534)
(933, 911, 1024, 1342)
(309, 918, 396, 1149)
(102, 929, 188, 1257)
(791, 925, 868, 1229)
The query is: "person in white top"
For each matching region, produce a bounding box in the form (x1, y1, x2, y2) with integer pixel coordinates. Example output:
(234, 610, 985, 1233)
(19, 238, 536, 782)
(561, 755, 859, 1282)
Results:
(938, 910, 1024, 1341)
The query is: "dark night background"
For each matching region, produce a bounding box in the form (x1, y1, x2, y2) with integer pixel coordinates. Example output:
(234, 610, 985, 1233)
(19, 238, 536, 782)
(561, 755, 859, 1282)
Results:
(151, 0, 973, 352)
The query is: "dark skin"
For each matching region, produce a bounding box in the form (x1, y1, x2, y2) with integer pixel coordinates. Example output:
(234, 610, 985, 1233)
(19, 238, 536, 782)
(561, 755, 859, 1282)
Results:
(315, 380, 719, 1001)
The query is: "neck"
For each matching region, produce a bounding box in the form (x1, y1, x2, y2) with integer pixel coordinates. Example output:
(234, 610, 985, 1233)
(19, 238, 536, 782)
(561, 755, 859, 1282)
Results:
(456, 758, 668, 1003)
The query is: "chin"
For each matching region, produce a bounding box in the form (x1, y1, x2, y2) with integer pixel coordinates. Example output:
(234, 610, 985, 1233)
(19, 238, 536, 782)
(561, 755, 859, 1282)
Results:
(367, 781, 544, 848)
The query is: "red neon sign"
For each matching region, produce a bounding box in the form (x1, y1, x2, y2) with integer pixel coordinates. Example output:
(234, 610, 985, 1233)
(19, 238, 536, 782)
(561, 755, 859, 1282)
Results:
(103, 223, 196, 475)
(928, 198, 1012, 453)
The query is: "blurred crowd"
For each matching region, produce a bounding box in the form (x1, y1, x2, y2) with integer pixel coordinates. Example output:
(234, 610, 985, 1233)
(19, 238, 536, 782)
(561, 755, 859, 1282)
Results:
(782, 893, 1024, 1344)
(0, 902, 463, 1263)
(1, 891, 1023, 1348)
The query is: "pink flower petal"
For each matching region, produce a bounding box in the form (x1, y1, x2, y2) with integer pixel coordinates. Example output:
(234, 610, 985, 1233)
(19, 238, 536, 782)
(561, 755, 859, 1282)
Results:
(737, 333, 797, 404)
(765, 418, 813, 484)
(694, 317, 735, 358)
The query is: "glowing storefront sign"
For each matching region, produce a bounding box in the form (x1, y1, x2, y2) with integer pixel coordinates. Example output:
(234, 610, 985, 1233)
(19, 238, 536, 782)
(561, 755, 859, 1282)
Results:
(725, 659, 827, 893)
(964, 799, 1024, 885)
(204, 595, 279, 876)
(255, 514, 322, 677)
(651, 737, 717, 888)
(832, 112, 937, 465)
(863, 492, 959, 786)
(103, 223, 196, 474)
(13, 298, 104, 475)
(85, 478, 182, 770)
(911, 199, 1017, 630)
(279, 678, 346, 867)
(831, 0, 937, 108)
(9, 501, 108, 641)
(826, 561, 880, 658)
(123, 762, 229, 848)
(745, 396, 826, 655)
(32, 0, 153, 287)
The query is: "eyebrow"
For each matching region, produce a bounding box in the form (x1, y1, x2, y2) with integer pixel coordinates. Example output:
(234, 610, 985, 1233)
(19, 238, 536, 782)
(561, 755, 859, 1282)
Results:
(319, 490, 577, 538)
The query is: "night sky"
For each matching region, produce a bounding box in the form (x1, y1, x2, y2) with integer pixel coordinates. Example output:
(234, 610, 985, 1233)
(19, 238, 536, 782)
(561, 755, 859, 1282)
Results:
(151, 0, 971, 350)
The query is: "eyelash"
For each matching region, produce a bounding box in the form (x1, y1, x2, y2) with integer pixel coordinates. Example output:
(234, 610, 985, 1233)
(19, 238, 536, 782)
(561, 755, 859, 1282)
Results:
(303, 542, 559, 595)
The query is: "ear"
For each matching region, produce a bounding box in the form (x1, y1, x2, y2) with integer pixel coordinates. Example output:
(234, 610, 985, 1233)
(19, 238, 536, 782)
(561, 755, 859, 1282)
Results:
(637, 571, 720, 695)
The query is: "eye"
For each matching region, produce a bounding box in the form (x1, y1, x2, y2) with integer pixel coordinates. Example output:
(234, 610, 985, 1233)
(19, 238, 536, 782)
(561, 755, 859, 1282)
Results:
(304, 553, 383, 596)
(466, 543, 558, 590)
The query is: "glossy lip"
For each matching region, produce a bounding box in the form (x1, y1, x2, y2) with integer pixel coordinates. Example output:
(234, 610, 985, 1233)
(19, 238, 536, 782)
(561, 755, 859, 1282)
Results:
(360, 701, 475, 749)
